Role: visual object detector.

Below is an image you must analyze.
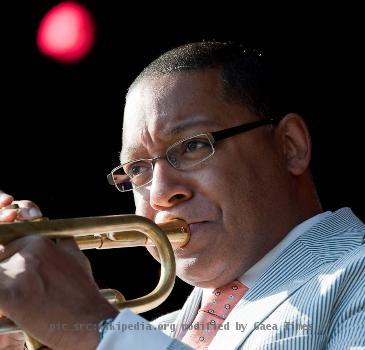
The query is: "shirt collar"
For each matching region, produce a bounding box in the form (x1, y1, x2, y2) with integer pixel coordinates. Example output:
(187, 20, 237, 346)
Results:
(238, 211, 332, 289)
(202, 211, 332, 304)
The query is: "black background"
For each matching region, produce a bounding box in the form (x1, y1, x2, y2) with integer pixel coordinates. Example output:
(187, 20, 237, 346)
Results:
(1, 2, 364, 320)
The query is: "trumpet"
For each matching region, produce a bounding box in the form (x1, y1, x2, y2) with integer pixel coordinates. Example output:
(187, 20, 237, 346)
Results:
(0, 214, 190, 348)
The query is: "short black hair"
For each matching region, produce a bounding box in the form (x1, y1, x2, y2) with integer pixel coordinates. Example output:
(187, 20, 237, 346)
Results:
(129, 41, 303, 119)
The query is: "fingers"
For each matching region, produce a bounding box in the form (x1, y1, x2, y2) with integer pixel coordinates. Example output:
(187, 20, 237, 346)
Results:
(0, 191, 42, 223)
(0, 191, 17, 222)
(0, 191, 14, 208)
(0, 209, 18, 223)
(0, 205, 42, 223)
(0, 235, 53, 262)
(0, 234, 81, 263)
(12, 202, 42, 221)
(0, 236, 92, 281)
(0, 234, 92, 278)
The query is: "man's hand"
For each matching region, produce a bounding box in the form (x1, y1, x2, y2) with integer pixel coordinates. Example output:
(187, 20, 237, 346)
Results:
(0, 190, 44, 349)
(0, 191, 118, 350)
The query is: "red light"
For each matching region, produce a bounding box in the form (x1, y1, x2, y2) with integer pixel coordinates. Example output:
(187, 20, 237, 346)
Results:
(37, 2, 95, 63)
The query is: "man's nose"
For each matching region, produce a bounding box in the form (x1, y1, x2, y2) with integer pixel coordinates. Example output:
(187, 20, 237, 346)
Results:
(149, 159, 192, 210)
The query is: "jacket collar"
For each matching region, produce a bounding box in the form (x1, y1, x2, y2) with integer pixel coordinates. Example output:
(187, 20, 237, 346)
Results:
(209, 208, 364, 349)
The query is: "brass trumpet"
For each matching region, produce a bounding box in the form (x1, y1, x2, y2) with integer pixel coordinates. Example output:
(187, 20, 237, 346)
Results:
(0, 215, 190, 347)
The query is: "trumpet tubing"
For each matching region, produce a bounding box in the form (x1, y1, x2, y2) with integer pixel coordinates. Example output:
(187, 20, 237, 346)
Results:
(0, 215, 190, 249)
(0, 215, 190, 338)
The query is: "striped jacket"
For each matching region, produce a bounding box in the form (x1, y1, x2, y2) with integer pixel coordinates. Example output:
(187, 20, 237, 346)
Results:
(154, 208, 365, 349)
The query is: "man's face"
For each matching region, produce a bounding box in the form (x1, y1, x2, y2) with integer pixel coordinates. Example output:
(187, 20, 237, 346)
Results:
(122, 69, 291, 288)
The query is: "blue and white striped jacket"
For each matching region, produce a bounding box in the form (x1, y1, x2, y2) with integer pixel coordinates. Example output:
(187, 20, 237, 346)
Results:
(155, 208, 365, 349)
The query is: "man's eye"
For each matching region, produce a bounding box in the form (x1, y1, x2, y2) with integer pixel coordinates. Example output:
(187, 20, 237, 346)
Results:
(125, 162, 149, 178)
(184, 140, 209, 152)
(130, 166, 142, 176)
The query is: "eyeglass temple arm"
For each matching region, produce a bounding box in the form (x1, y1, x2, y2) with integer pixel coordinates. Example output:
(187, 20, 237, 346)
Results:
(211, 117, 281, 142)
(107, 173, 114, 185)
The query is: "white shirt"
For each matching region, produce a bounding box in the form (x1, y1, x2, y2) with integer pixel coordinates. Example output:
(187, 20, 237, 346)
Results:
(202, 211, 332, 304)
(98, 211, 332, 350)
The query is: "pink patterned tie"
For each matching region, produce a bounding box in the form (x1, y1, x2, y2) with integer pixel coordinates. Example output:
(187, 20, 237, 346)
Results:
(182, 280, 248, 349)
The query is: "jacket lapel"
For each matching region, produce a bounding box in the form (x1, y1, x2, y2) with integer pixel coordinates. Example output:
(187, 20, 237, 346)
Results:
(173, 286, 203, 339)
(209, 208, 364, 349)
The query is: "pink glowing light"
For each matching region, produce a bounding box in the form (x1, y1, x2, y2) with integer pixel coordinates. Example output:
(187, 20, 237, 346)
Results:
(37, 2, 95, 63)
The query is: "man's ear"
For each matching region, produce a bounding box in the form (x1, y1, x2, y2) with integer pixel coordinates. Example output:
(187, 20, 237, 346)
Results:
(275, 113, 312, 175)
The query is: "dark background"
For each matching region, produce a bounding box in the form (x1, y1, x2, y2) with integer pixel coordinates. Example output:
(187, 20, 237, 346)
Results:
(1, 2, 364, 320)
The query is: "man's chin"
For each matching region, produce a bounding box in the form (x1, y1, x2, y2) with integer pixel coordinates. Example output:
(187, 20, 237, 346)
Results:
(175, 256, 218, 287)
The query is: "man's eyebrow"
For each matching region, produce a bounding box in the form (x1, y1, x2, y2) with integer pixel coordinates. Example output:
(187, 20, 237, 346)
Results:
(161, 118, 214, 136)
(120, 118, 215, 163)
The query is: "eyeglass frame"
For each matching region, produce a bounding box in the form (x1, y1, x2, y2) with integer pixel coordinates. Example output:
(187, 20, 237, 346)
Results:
(107, 117, 281, 192)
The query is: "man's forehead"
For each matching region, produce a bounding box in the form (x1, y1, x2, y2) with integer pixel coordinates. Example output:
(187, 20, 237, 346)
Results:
(120, 69, 252, 163)
(120, 71, 224, 160)
(124, 113, 215, 137)
(124, 69, 223, 116)
(122, 76, 182, 137)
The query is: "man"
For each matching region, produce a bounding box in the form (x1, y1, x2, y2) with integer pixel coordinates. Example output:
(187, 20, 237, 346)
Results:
(0, 42, 364, 349)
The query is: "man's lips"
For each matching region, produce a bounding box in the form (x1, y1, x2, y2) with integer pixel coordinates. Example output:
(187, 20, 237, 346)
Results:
(156, 217, 208, 228)
(154, 217, 211, 248)
(171, 221, 211, 256)
(188, 221, 209, 234)
(188, 221, 207, 226)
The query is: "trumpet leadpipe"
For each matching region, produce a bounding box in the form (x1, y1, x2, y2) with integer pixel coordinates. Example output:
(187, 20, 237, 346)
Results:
(0, 215, 190, 249)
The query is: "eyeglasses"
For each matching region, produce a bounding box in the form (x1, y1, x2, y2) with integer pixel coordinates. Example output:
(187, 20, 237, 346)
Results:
(107, 117, 280, 192)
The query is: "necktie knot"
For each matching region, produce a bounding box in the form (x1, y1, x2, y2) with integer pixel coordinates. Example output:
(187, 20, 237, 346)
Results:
(182, 280, 248, 349)
(201, 280, 248, 320)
